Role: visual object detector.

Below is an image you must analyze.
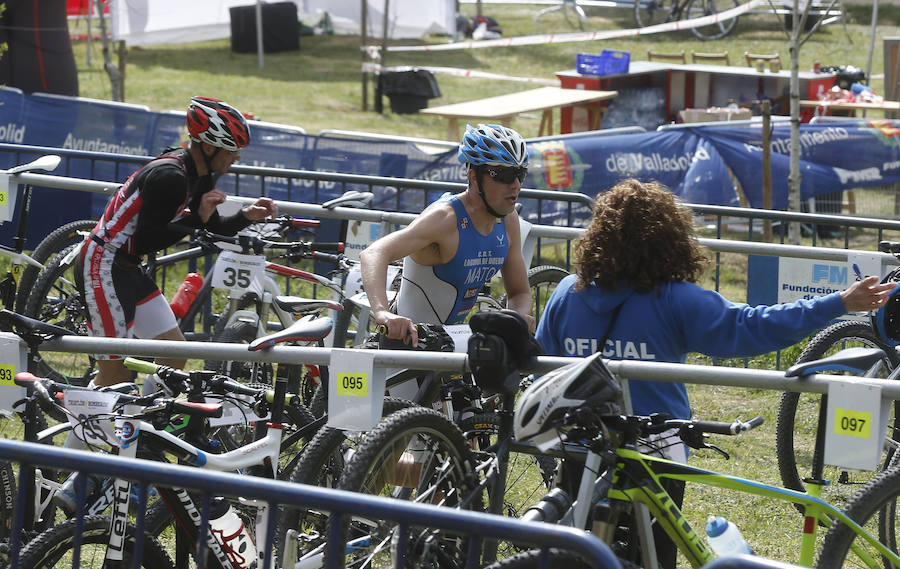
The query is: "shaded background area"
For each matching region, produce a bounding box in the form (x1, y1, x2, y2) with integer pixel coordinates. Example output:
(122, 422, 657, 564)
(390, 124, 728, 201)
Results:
(0, 0, 78, 96)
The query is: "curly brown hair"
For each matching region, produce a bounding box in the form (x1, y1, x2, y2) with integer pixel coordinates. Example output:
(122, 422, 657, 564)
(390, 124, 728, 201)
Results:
(574, 179, 707, 293)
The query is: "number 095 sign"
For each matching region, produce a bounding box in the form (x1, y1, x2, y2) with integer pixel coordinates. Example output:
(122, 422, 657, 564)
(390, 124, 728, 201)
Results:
(327, 349, 385, 431)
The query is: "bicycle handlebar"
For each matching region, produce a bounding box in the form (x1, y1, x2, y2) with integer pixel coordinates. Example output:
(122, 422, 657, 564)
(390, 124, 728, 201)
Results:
(689, 416, 764, 435)
(123, 358, 295, 404)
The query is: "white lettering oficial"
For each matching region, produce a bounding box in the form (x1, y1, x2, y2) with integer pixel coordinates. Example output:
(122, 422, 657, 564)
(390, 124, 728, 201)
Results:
(563, 337, 656, 360)
(63, 133, 148, 156)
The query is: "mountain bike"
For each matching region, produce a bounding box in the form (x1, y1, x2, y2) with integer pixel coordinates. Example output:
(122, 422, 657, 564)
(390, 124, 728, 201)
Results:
(491, 357, 900, 569)
(0, 309, 322, 554)
(20, 221, 343, 386)
(11, 357, 322, 569)
(633, 0, 739, 40)
(776, 240, 900, 510)
(0, 155, 73, 315)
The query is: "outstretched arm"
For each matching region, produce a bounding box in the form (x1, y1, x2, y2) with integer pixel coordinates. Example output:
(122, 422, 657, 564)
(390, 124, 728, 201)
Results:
(840, 276, 895, 311)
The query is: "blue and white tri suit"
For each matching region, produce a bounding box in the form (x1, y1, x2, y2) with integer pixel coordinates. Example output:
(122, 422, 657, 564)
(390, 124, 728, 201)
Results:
(395, 193, 509, 325)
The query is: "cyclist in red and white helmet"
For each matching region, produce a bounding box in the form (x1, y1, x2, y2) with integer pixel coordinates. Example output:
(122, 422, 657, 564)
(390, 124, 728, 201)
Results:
(78, 96, 277, 387)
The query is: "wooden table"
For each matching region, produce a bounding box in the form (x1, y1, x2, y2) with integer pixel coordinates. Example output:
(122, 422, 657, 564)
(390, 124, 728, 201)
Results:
(800, 99, 900, 117)
(419, 86, 618, 140)
(558, 62, 836, 124)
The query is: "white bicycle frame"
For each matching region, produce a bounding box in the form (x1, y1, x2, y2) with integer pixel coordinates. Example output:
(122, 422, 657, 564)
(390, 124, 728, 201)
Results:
(105, 407, 284, 569)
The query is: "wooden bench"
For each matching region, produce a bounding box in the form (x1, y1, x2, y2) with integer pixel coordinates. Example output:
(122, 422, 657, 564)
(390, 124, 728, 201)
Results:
(419, 86, 618, 140)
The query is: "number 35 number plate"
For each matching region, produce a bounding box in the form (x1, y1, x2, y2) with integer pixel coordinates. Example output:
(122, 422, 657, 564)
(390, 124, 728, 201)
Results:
(211, 251, 266, 295)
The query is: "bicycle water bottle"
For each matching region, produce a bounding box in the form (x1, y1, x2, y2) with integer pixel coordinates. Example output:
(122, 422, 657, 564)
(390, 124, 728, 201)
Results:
(170, 273, 203, 318)
(54, 471, 100, 514)
(705, 515, 753, 557)
(208, 498, 257, 569)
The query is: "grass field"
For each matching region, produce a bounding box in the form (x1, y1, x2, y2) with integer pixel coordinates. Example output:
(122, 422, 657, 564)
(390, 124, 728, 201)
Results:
(31, 6, 900, 567)
(68, 3, 900, 141)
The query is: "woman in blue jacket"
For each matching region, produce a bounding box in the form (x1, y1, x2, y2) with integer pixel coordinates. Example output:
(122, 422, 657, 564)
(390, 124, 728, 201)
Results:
(537, 178, 892, 421)
(535, 178, 893, 568)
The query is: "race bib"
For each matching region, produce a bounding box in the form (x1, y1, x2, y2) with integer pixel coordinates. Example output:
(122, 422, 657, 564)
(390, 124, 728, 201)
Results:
(211, 251, 266, 295)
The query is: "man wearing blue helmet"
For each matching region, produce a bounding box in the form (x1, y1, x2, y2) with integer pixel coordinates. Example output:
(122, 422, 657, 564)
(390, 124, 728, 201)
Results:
(360, 123, 534, 347)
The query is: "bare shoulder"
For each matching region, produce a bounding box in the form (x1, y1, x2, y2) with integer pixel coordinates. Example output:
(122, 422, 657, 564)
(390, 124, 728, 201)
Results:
(406, 199, 458, 235)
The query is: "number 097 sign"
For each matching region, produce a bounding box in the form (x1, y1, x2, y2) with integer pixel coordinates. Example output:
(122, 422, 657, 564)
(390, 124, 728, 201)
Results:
(825, 381, 890, 472)
(327, 348, 385, 431)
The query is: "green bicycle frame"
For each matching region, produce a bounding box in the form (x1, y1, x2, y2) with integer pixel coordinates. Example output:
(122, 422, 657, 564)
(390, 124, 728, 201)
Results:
(606, 447, 900, 569)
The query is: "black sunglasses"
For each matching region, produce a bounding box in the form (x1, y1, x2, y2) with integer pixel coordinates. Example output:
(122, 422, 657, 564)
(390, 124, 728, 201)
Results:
(483, 166, 527, 184)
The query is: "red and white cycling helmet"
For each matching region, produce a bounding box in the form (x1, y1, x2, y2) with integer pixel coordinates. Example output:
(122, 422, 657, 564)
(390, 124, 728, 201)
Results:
(186, 96, 250, 152)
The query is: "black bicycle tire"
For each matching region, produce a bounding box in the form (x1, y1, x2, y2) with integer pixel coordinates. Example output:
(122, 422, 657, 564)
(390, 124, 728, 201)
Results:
(309, 383, 327, 418)
(775, 320, 900, 505)
(205, 320, 258, 381)
(500, 265, 569, 323)
(328, 406, 480, 569)
(685, 0, 739, 40)
(457, 412, 557, 559)
(14, 219, 95, 314)
(16, 514, 173, 569)
(23, 243, 94, 388)
(0, 460, 15, 541)
(634, 0, 675, 27)
(458, 412, 556, 514)
(276, 397, 416, 566)
(816, 465, 900, 569)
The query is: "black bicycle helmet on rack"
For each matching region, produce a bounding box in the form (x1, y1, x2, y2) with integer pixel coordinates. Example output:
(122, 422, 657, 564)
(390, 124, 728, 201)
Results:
(514, 352, 622, 444)
(872, 281, 900, 346)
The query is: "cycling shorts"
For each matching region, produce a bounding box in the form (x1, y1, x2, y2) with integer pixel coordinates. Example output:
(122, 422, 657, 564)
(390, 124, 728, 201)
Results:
(79, 240, 178, 360)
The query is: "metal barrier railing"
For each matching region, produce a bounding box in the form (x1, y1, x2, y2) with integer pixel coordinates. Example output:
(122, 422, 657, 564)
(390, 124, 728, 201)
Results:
(27, 334, 898, 399)
(0, 438, 620, 569)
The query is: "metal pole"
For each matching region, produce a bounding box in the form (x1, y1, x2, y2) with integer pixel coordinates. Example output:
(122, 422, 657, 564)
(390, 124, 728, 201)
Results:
(864, 0, 879, 118)
(362, 0, 368, 111)
(255, 0, 264, 69)
(86, 0, 93, 67)
(762, 100, 773, 242)
(375, 0, 390, 114)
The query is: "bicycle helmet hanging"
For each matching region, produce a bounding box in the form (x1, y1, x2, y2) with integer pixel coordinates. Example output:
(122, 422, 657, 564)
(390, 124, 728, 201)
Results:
(872, 281, 900, 346)
(186, 96, 251, 152)
(514, 352, 622, 445)
(457, 123, 528, 218)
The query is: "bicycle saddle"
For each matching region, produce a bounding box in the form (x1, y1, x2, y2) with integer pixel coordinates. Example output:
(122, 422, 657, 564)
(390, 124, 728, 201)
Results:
(247, 316, 334, 351)
(784, 347, 886, 377)
(0, 309, 72, 338)
(273, 296, 343, 316)
(322, 190, 375, 210)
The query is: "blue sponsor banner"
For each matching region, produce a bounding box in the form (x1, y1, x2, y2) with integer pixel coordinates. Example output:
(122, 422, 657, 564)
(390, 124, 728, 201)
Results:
(4, 86, 900, 248)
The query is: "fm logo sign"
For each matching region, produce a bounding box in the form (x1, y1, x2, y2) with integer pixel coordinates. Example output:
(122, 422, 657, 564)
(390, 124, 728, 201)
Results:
(812, 264, 847, 285)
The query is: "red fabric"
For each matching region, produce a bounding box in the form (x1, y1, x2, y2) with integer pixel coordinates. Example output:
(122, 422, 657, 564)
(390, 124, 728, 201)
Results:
(67, 0, 108, 17)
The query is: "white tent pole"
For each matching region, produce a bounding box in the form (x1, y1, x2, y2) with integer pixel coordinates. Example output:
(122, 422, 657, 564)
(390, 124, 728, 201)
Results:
(256, 0, 264, 68)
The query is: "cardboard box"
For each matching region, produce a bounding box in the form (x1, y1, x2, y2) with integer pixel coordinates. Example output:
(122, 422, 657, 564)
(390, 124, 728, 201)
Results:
(678, 107, 752, 123)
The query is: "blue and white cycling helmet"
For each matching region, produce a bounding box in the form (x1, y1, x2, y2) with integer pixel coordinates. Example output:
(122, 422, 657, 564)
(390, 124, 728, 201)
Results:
(872, 282, 900, 346)
(457, 124, 529, 168)
(515, 352, 621, 446)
